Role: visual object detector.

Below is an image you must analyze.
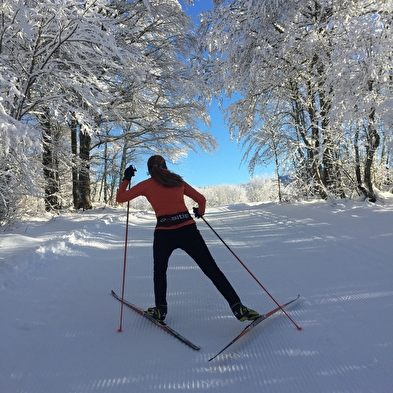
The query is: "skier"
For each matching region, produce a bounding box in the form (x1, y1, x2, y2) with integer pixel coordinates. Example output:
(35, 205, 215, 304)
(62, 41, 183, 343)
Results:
(116, 155, 259, 323)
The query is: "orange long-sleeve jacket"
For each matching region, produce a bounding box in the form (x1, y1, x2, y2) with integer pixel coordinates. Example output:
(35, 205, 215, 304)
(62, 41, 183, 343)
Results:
(116, 178, 206, 230)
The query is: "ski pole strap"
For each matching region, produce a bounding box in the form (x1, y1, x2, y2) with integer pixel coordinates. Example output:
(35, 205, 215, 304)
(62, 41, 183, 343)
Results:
(156, 211, 193, 228)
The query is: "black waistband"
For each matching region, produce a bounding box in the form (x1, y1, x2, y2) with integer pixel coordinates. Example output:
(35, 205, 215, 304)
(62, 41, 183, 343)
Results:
(156, 211, 193, 228)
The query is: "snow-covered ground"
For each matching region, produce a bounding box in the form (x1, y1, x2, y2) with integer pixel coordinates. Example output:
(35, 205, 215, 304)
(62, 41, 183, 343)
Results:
(1, 197, 392, 393)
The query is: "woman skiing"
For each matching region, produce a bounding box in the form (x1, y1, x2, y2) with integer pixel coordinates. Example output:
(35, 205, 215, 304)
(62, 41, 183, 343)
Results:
(116, 155, 259, 323)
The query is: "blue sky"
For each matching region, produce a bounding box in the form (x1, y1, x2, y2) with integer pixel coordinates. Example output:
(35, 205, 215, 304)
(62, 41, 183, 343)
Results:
(131, 1, 270, 188)
(173, 99, 256, 187)
(131, 98, 260, 187)
(177, 1, 253, 187)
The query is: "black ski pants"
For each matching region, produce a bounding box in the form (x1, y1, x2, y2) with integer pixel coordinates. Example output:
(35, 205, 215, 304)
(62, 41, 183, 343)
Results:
(153, 223, 241, 308)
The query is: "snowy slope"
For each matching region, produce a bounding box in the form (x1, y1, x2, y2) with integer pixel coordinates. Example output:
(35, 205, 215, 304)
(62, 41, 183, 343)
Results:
(1, 198, 392, 393)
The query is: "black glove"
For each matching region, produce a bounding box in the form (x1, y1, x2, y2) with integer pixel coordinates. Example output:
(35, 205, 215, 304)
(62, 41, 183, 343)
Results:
(123, 165, 137, 181)
(193, 207, 203, 218)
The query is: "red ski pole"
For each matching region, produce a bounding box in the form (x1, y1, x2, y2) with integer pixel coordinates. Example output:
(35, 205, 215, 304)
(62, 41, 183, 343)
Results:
(117, 198, 130, 332)
(201, 215, 302, 331)
(117, 166, 136, 332)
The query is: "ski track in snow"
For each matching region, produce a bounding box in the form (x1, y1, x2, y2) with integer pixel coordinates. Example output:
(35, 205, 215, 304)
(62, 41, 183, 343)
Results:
(0, 200, 392, 393)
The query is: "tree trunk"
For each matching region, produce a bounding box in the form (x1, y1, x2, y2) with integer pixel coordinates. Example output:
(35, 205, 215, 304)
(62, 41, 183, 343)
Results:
(70, 117, 80, 209)
(40, 108, 60, 211)
(103, 130, 109, 204)
(364, 123, 379, 203)
(354, 126, 377, 201)
(78, 130, 92, 210)
(363, 104, 379, 202)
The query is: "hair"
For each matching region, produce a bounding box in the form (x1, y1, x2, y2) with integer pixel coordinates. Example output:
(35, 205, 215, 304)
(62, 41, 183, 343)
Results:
(147, 155, 184, 188)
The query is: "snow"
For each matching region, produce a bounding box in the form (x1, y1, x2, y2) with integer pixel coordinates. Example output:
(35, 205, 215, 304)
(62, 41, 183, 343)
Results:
(1, 198, 393, 392)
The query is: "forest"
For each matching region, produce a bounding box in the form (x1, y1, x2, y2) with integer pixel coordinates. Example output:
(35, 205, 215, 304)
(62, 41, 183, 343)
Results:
(1, 0, 392, 225)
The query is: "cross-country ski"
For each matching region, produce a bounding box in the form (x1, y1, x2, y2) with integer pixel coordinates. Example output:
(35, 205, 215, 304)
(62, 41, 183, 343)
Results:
(209, 295, 300, 361)
(111, 290, 200, 351)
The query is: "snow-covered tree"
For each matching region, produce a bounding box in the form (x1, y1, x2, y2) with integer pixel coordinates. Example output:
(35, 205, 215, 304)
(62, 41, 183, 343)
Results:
(96, 0, 216, 196)
(1, 0, 129, 214)
(197, 0, 393, 201)
(0, 0, 215, 221)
